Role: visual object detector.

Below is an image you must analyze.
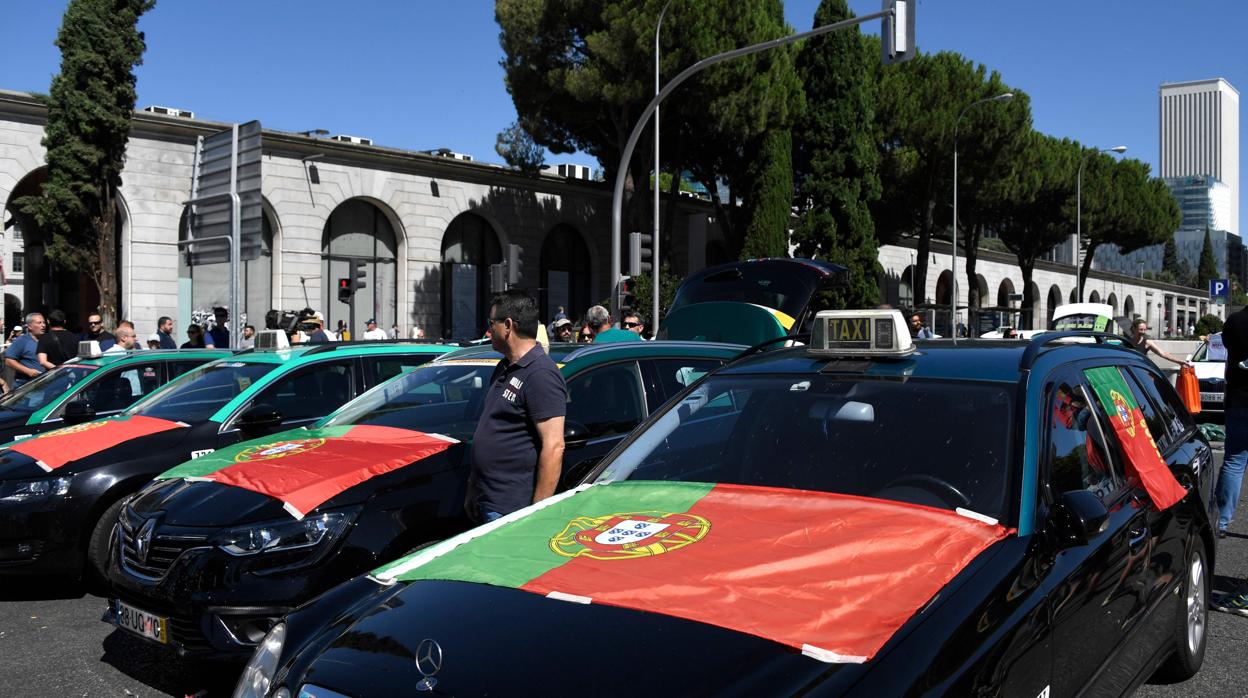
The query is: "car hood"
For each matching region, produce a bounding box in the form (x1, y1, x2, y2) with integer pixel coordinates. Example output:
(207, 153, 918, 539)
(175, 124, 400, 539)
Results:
(145, 426, 466, 526)
(295, 578, 848, 696)
(1193, 360, 1224, 381)
(0, 418, 194, 479)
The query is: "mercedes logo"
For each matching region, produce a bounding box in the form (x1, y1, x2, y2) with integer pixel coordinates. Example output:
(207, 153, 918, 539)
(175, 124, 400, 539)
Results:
(134, 518, 157, 565)
(414, 637, 443, 691)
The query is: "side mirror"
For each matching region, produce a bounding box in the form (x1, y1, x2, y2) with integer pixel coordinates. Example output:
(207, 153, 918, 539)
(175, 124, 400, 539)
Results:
(63, 400, 96, 426)
(560, 456, 603, 491)
(563, 420, 590, 449)
(1051, 490, 1110, 546)
(237, 404, 283, 436)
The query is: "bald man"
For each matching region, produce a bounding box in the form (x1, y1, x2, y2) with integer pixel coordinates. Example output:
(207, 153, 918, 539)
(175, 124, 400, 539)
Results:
(103, 326, 140, 354)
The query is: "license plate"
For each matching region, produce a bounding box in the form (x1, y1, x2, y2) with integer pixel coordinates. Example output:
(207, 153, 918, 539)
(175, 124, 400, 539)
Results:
(1200, 392, 1224, 403)
(112, 599, 168, 643)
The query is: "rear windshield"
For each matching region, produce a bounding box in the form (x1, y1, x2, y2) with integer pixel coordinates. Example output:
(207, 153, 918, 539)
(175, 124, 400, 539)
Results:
(129, 362, 277, 423)
(321, 363, 497, 442)
(669, 266, 822, 320)
(1051, 314, 1111, 332)
(600, 374, 1015, 522)
(0, 365, 94, 414)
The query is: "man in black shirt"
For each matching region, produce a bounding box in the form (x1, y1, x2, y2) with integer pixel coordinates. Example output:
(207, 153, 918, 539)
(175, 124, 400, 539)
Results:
(1217, 307, 1248, 538)
(37, 310, 80, 368)
(468, 290, 567, 522)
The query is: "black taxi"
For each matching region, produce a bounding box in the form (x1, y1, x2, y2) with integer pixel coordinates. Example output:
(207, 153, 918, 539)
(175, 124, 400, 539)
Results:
(235, 310, 1215, 698)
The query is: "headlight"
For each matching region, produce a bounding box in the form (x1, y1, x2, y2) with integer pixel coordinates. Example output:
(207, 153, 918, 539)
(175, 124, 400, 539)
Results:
(234, 622, 285, 698)
(0, 476, 71, 503)
(217, 511, 352, 556)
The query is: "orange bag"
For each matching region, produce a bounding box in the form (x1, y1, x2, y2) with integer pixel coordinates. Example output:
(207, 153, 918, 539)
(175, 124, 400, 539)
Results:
(1176, 365, 1201, 415)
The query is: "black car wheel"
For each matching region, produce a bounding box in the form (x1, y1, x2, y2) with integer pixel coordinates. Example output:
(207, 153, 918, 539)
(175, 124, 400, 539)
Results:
(86, 497, 127, 585)
(1154, 539, 1208, 682)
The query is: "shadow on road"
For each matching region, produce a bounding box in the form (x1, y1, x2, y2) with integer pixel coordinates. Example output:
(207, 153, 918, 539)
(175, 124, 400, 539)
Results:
(0, 574, 91, 601)
(100, 629, 242, 697)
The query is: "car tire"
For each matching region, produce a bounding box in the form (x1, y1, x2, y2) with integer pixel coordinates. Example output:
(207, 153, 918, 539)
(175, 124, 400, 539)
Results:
(85, 497, 127, 588)
(1153, 539, 1209, 682)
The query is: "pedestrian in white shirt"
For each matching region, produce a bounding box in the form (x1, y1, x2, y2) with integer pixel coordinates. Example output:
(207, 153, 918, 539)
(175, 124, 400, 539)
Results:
(362, 318, 388, 341)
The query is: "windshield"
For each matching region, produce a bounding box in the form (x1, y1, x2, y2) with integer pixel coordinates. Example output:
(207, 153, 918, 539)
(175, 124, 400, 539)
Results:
(1051, 313, 1111, 332)
(599, 374, 1015, 522)
(668, 265, 822, 320)
(321, 363, 497, 441)
(0, 365, 95, 414)
(1192, 333, 1224, 362)
(129, 362, 277, 423)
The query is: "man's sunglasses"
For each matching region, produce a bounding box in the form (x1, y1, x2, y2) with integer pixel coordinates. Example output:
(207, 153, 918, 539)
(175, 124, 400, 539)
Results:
(622, 321, 641, 329)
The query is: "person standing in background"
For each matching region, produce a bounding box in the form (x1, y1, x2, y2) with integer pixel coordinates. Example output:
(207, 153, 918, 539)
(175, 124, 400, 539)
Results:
(37, 310, 79, 368)
(5, 313, 45, 387)
(156, 316, 177, 349)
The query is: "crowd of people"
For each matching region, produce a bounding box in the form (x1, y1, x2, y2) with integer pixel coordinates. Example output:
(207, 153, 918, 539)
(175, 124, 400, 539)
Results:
(543, 305, 649, 344)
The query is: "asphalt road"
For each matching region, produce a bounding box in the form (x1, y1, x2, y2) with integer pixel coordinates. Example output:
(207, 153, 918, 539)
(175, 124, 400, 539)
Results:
(1, 447, 1246, 697)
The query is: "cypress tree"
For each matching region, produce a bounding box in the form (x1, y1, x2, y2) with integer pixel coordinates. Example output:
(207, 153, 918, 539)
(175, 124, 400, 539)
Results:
(18, 0, 154, 326)
(739, 129, 794, 259)
(791, 0, 882, 307)
(1197, 227, 1219, 289)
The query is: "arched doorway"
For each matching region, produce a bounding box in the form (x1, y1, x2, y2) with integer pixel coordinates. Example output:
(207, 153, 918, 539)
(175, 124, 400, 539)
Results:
(322, 199, 398, 337)
(974, 274, 989, 308)
(1069, 287, 1078, 303)
(441, 211, 502, 341)
(539, 224, 591, 322)
(1046, 285, 1063, 326)
(1088, 290, 1100, 304)
(179, 203, 276, 335)
(897, 265, 915, 309)
(1024, 281, 1041, 329)
(1107, 293, 1118, 314)
(4, 166, 124, 330)
(1124, 295, 1135, 319)
(996, 278, 1016, 308)
(935, 270, 953, 306)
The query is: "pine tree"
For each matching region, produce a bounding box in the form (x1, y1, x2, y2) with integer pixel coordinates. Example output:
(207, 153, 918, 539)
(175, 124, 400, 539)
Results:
(739, 129, 793, 259)
(17, 0, 154, 326)
(1197, 227, 1219, 290)
(790, 0, 881, 307)
(494, 121, 545, 175)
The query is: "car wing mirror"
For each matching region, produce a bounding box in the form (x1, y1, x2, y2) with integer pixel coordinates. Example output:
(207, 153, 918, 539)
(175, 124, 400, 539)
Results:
(237, 403, 283, 436)
(63, 399, 96, 426)
(560, 455, 603, 491)
(1052, 489, 1110, 546)
(564, 420, 591, 449)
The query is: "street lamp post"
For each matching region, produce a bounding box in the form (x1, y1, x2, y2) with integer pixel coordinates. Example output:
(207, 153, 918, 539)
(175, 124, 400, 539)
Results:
(1076, 145, 1128, 301)
(951, 92, 1013, 337)
(609, 4, 908, 314)
(652, 0, 673, 336)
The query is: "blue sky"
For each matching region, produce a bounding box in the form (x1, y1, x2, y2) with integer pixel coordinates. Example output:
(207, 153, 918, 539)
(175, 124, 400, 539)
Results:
(2, 1, 1246, 227)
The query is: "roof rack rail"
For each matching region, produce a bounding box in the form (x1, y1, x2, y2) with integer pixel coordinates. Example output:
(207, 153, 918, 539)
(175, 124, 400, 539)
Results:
(730, 333, 811, 363)
(301, 338, 450, 356)
(1018, 331, 1132, 370)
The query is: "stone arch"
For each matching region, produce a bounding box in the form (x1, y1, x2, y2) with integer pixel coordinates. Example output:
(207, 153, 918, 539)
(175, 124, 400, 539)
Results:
(1124, 295, 1135, 319)
(441, 210, 504, 340)
(1088, 289, 1101, 304)
(935, 269, 953, 306)
(1046, 285, 1063, 326)
(996, 278, 1016, 308)
(1024, 281, 1041, 329)
(1069, 287, 1078, 303)
(897, 265, 916, 308)
(539, 223, 592, 322)
(1107, 292, 1118, 314)
(974, 274, 989, 308)
(322, 197, 401, 337)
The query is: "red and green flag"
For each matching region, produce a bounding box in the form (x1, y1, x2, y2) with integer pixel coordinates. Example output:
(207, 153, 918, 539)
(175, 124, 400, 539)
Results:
(158, 425, 458, 518)
(374, 481, 1009, 663)
(1083, 367, 1187, 510)
(8, 415, 185, 472)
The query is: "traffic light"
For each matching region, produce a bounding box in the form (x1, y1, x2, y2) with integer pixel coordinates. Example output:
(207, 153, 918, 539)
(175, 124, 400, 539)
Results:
(618, 276, 636, 310)
(489, 263, 507, 294)
(337, 278, 351, 304)
(629, 232, 653, 276)
(350, 258, 368, 293)
(880, 0, 915, 65)
(507, 243, 524, 286)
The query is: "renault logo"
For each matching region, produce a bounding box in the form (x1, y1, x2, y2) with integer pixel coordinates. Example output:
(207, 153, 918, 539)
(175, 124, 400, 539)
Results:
(135, 518, 156, 565)
(414, 638, 443, 691)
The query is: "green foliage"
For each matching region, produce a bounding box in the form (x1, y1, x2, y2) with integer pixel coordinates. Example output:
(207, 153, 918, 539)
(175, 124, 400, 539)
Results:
(790, 0, 880, 308)
(1196, 313, 1223, 336)
(1161, 236, 1193, 286)
(1197, 228, 1219, 289)
(494, 121, 545, 175)
(739, 128, 793, 259)
(17, 0, 153, 324)
(1075, 154, 1178, 293)
(628, 263, 682, 323)
(650, 171, 696, 194)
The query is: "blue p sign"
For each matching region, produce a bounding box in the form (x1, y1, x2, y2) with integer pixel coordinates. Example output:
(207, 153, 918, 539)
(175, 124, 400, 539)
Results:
(1210, 278, 1229, 299)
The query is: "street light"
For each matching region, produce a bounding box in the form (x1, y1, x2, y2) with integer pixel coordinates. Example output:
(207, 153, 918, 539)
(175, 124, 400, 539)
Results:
(1076, 145, 1128, 301)
(652, 0, 673, 336)
(951, 92, 1013, 337)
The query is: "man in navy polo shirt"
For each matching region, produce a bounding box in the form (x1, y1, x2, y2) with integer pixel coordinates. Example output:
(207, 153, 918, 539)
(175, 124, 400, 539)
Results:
(468, 290, 567, 522)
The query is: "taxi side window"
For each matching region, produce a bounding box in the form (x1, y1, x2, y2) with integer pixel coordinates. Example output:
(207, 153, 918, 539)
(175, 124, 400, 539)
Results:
(1119, 367, 1171, 451)
(368, 355, 435, 387)
(1127, 366, 1194, 444)
(566, 362, 646, 439)
(257, 361, 354, 423)
(1047, 380, 1121, 501)
(168, 360, 207, 380)
(79, 365, 160, 413)
(650, 359, 723, 402)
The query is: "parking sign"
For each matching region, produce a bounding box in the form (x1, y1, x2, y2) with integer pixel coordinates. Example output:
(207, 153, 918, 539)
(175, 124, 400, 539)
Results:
(1210, 278, 1229, 304)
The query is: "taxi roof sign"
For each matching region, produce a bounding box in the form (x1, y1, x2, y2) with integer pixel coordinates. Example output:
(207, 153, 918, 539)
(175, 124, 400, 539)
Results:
(254, 329, 290, 351)
(77, 340, 103, 359)
(809, 310, 913, 357)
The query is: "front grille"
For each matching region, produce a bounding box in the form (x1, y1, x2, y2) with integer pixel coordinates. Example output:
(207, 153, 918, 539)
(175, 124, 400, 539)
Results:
(117, 507, 209, 580)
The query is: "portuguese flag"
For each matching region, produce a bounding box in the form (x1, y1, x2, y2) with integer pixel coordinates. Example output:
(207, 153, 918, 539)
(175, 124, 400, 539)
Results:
(1084, 367, 1187, 510)
(374, 481, 1008, 663)
(8, 415, 185, 472)
(159, 425, 458, 518)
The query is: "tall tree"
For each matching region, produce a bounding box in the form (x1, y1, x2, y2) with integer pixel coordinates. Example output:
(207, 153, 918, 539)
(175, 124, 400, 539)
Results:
(790, 0, 881, 307)
(988, 132, 1078, 328)
(1161, 235, 1189, 285)
(18, 0, 154, 326)
(739, 128, 793, 259)
(1197, 227, 1219, 290)
(1073, 155, 1178, 296)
